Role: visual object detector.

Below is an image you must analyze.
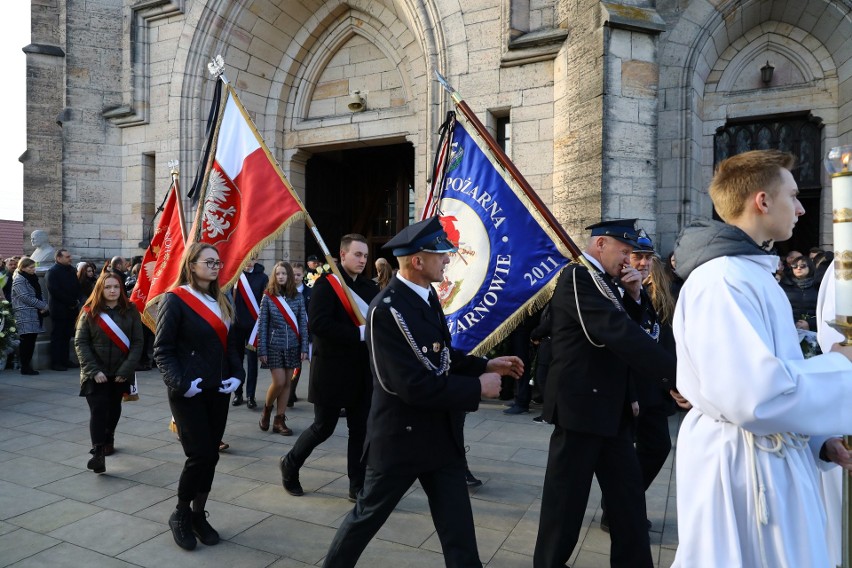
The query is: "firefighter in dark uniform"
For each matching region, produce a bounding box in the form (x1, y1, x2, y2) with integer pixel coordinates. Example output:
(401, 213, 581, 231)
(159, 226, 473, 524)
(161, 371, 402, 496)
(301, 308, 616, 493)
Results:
(321, 216, 524, 568)
(533, 220, 676, 568)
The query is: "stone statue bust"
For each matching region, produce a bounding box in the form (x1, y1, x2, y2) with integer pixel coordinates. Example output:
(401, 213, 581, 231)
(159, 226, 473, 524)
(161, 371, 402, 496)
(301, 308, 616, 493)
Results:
(30, 230, 56, 272)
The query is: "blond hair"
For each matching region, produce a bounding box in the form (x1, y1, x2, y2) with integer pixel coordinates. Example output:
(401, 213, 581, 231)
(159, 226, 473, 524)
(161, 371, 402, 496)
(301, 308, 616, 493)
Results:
(709, 150, 796, 221)
(644, 256, 677, 326)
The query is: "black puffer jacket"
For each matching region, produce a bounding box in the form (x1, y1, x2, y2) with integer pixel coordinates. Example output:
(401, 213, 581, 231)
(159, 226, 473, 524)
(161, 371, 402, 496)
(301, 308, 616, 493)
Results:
(154, 290, 245, 394)
(780, 278, 819, 331)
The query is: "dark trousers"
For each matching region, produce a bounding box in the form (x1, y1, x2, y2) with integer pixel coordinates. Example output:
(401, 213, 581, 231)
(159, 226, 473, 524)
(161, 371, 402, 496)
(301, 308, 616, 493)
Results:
(323, 463, 480, 568)
(85, 380, 125, 446)
(534, 424, 652, 568)
(635, 404, 672, 491)
(510, 326, 533, 408)
(233, 326, 258, 398)
(168, 388, 230, 502)
(287, 401, 368, 491)
(50, 316, 75, 366)
(19, 333, 37, 371)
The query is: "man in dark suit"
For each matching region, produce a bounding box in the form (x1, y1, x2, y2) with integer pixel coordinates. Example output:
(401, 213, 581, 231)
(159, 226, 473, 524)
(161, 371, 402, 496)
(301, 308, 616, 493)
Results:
(45, 248, 81, 371)
(320, 216, 523, 568)
(533, 220, 676, 568)
(288, 261, 311, 407)
(231, 258, 266, 408)
(280, 234, 379, 501)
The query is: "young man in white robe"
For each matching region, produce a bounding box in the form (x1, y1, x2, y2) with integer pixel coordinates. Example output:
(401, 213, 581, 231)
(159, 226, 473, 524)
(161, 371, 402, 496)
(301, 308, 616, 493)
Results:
(671, 149, 852, 568)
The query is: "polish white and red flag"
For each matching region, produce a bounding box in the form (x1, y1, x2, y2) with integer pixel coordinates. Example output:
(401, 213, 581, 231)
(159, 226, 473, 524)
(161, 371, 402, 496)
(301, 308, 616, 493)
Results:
(192, 87, 306, 288)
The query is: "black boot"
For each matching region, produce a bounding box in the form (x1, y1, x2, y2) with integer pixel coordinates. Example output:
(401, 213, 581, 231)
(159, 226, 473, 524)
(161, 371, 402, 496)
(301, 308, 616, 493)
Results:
(87, 446, 106, 474)
(231, 391, 244, 406)
(279, 455, 304, 496)
(191, 510, 220, 545)
(169, 506, 197, 550)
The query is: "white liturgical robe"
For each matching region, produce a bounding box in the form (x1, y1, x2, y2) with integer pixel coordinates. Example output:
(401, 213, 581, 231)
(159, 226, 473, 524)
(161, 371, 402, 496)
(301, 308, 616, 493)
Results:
(672, 254, 852, 568)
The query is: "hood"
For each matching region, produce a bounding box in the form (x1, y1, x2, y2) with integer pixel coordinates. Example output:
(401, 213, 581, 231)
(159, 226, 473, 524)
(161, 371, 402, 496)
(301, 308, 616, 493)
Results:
(252, 262, 265, 274)
(673, 219, 769, 280)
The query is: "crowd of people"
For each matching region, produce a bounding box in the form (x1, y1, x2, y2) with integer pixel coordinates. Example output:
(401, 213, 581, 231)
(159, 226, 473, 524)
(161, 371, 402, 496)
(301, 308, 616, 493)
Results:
(4, 149, 852, 566)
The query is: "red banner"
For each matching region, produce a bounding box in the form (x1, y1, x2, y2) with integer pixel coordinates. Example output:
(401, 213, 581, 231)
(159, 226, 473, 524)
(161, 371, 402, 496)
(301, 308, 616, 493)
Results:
(130, 180, 186, 330)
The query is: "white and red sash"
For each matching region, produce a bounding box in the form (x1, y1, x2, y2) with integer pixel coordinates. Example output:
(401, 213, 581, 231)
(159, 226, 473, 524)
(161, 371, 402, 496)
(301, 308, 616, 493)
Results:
(236, 273, 262, 347)
(86, 307, 130, 354)
(172, 287, 228, 349)
(327, 274, 368, 327)
(266, 292, 300, 340)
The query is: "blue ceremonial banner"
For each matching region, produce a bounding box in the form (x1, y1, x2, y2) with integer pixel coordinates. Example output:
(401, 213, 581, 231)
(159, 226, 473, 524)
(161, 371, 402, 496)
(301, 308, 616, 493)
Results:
(434, 114, 570, 354)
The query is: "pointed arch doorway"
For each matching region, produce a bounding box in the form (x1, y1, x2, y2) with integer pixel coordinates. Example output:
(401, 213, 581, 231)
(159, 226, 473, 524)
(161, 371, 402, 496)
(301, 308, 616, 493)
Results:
(304, 143, 415, 277)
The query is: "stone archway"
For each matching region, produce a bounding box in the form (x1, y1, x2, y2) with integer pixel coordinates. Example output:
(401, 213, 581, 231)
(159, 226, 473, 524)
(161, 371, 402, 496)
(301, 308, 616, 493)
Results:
(656, 0, 852, 250)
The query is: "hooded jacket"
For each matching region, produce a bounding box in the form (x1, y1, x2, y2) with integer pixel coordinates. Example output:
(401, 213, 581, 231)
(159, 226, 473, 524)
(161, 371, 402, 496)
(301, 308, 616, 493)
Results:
(674, 219, 770, 280)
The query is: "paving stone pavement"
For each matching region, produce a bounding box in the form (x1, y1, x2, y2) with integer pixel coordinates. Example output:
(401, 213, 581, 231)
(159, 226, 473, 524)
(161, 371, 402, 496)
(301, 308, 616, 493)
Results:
(0, 366, 680, 567)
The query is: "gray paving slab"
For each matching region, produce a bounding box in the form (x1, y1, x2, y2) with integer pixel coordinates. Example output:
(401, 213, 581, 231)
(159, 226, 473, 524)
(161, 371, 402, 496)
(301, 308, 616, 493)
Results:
(0, 366, 682, 566)
(6, 498, 101, 533)
(0, 528, 60, 567)
(7, 542, 139, 568)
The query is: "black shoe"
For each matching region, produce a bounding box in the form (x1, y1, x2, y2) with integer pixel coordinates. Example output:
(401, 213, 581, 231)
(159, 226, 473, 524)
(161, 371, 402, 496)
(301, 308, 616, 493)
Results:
(279, 455, 304, 496)
(87, 449, 105, 474)
(465, 468, 482, 487)
(50, 365, 68, 372)
(21, 368, 39, 376)
(191, 510, 220, 545)
(287, 399, 294, 408)
(169, 507, 197, 550)
(231, 392, 244, 407)
(532, 415, 548, 424)
(246, 397, 257, 409)
(503, 405, 529, 415)
(348, 489, 358, 503)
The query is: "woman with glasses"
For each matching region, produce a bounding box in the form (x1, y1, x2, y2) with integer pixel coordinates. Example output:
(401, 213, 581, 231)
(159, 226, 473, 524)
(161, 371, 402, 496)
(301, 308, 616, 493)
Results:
(154, 243, 244, 551)
(780, 255, 819, 331)
(75, 271, 143, 473)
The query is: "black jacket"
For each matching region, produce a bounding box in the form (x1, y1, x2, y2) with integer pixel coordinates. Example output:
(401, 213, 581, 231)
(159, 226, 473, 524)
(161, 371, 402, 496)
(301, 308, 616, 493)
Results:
(543, 262, 676, 436)
(307, 270, 378, 407)
(233, 263, 266, 331)
(364, 276, 487, 475)
(154, 290, 245, 394)
(46, 263, 81, 319)
(780, 278, 819, 331)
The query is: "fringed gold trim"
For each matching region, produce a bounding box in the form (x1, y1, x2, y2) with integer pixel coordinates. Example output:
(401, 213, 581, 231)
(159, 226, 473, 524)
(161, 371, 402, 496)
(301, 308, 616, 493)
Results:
(468, 267, 564, 356)
(168, 417, 178, 434)
(221, 210, 307, 292)
(141, 309, 157, 333)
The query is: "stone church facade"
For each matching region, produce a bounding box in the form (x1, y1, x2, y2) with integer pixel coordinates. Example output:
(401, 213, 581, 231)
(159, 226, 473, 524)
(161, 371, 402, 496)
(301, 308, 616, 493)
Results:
(23, 0, 852, 264)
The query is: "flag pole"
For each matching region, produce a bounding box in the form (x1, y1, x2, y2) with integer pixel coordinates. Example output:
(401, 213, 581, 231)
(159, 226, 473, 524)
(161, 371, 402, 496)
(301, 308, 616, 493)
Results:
(434, 72, 590, 268)
(202, 57, 365, 324)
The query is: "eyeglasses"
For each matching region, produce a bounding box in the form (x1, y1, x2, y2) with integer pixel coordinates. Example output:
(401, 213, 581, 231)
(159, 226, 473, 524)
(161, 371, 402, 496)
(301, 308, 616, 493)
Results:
(792, 264, 808, 269)
(194, 260, 224, 269)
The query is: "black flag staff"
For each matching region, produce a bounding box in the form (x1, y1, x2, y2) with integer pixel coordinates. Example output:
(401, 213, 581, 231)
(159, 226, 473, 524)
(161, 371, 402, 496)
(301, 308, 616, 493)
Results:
(433, 71, 617, 300)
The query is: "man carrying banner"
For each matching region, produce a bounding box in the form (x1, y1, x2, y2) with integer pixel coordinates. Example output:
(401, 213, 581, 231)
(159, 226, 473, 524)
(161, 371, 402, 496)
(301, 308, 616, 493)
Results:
(231, 257, 265, 408)
(279, 234, 378, 501)
(321, 216, 523, 568)
(533, 220, 676, 568)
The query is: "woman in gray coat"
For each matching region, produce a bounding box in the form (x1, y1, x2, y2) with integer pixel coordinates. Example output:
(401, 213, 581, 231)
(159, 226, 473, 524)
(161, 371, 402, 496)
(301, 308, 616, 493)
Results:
(11, 257, 48, 375)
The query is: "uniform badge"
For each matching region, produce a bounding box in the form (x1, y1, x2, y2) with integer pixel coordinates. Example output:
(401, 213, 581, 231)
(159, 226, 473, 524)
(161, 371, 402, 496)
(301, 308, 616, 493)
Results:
(432, 342, 441, 353)
(383, 297, 391, 303)
(421, 346, 428, 353)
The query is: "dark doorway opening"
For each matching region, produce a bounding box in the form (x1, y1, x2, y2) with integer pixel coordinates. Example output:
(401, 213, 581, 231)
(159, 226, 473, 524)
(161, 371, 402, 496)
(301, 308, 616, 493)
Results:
(304, 143, 415, 277)
(713, 112, 824, 255)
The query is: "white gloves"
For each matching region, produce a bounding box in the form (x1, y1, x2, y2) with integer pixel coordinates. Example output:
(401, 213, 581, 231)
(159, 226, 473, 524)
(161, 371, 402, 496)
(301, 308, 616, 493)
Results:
(359, 324, 366, 342)
(219, 377, 242, 394)
(184, 378, 203, 398)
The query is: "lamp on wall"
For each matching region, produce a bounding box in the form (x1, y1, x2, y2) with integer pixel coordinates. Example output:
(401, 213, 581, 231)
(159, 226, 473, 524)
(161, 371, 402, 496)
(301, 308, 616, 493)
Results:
(348, 91, 366, 112)
(760, 61, 774, 85)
